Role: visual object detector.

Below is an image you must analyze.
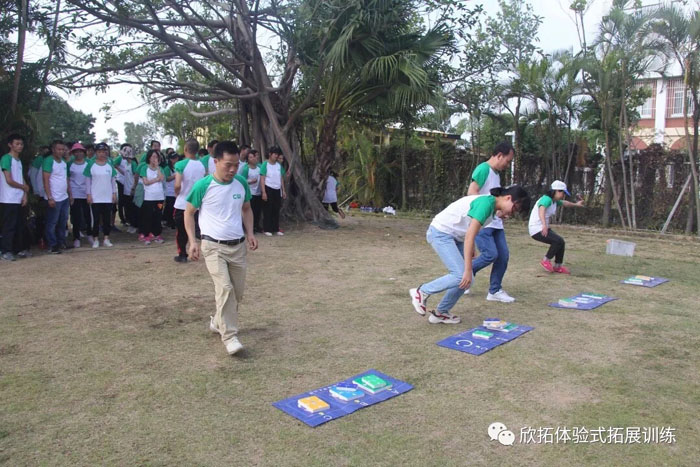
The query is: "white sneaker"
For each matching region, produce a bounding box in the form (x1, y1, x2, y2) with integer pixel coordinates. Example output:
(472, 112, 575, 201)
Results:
(103, 239, 113, 247)
(263, 232, 272, 237)
(409, 287, 429, 316)
(486, 289, 515, 303)
(462, 273, 475, 295)
(209, 316, 218, 333)
(225, 337, 243, 355)
(276, 231, 284, 236)
(428, 310, 461, 324)
(73, 239, 81, 248)
(86, 235, 94, 244)
(127, 227, 137, 234)
(92, 240, 99, 249)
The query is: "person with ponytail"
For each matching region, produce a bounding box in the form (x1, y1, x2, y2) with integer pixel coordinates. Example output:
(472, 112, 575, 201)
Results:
(409, 185, 531, 324)
(528, 180, 585, 274)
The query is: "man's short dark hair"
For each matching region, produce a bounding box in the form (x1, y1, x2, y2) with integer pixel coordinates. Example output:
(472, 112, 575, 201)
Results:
(240, 144, 250, 151)
(208, 140, 219, 149)
(269, 146, 282, 156)
(248, 149, 258, 155)
(492, 141, 514, 157)
(6, 133, 24, 145)
(51, 139, 66, 149)
(214, 141, 239, 159)
(150, 140, 161, 148)
(84, 143, 94, 151)
(120, 143, 132, 150)
(184, 138, 200, 155)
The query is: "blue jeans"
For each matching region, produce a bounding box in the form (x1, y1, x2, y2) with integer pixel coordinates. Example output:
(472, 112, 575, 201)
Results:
(46, 198, 69, 247)
(419, 226, 466, 313)
(472, 227, 509, 294)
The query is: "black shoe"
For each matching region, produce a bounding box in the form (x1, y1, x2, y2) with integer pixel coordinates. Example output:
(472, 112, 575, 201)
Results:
(60, 243, 73, 250)
(173, 255, 188, 263)
(50, 246, 61, 254)
(111, 225, 122, 233)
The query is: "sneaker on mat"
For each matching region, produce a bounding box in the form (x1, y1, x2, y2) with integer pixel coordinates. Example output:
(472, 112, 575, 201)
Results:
(486, 289, 515, 303)
(409, 287, 429, 316)
(428, 310, 461, 324)
(225, 337, 243, 355)
(540, 259, 554, 272)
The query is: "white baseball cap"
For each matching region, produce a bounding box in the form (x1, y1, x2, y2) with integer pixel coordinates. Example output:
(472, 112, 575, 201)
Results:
(551, 180, 570, 196)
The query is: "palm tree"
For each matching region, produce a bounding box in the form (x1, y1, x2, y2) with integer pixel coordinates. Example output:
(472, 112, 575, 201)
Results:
(654, 5, 700, 236)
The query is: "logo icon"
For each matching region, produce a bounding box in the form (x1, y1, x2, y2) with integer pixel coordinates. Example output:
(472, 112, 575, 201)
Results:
(488, 422, 515, 446)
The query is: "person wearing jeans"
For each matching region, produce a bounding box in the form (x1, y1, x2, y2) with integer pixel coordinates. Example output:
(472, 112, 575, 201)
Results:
(467, 141, 516, 303)
(409, 186, 530, 324)
(259, 146, 286, 236)
(43, 140, 72, 254)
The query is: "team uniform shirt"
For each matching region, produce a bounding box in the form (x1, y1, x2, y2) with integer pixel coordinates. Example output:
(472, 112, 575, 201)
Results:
(259, 161, 285, 190)
(528, 195, 563, 236)
(173, 158, 207, 210)
(42, 157, 69, 202)
(113, 155, 129, 185)
(0, 154, 24, 204)
(29, 155, 45, 197)
(67, 160, 89, 199)
(430, 194, 496, 242)
(165, 177, 176, 197)
(139, 165, 171, 201)
(471, 162, 504, 230)
(239, 163, 261, 196)
(187, 174, 251, 241)
(119, 159, 138, 194)
(83, 160, 117, 203)
(322, 175, 339, 203)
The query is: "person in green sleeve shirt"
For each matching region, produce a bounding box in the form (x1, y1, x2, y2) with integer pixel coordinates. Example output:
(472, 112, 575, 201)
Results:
(409, 186, 530, 324)
(529, 180, 585, 274)
(43, 140, 72, 254)
(173, 138, 207, 263)
(259, 146, 286, 236)
(1, 134, 31, 260)
(185, 141, 257, 356)
(468, 141, 516, 303)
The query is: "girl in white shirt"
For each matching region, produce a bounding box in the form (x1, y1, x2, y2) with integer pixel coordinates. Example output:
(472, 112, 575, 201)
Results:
(138, 150, 169, 245)
(259, 146, 287, 236)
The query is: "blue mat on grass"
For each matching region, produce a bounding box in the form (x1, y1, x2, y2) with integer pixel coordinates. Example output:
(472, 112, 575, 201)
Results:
(548, 293, 617, 310)
(621, 276, 669, 287)
(272, 369, 413, 427)
(436, 324, 534, 356)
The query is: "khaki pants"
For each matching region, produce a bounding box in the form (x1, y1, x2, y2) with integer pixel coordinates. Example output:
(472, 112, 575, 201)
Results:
(202, 239, 247, 343)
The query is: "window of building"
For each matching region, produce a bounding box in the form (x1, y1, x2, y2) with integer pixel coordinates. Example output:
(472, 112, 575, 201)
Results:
(636, 81, 655, 119)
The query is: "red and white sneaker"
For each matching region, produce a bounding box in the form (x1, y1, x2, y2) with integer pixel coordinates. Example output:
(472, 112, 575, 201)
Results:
(540, 259, 554, 272)
(138, 234, 146, 242)
(154, 235, 164, 244)
(428, 310, 461, 324)
(409, 287, 429, 316)
(553, 265, 571, 274)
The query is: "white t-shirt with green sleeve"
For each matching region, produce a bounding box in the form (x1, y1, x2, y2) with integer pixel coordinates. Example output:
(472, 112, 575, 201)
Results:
(139, 165, 169, 201)
(83, 159, 117, 203)
(42, 156, 69, 202)
(187, 174, 251, 241)
(67, 160, 88, 199)
(0, 154, 24, 204)
(174, 158, 207, 210)
(528, 195, 563, 236)
(260, 161, 285, 190)
(240, 163, 261, 196)
(471, 161, 503, 230)
(430, 194, 496, 241)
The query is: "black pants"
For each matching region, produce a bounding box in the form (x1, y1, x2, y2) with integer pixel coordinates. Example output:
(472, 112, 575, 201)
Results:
(116, 181, 126, 223)
(251, 194, 262, 232)
(263, 188, 281, 233)
(71, 198, 91, 240)
(1, 203, 26, 254)
(140, 200, 163, 236)
(123, 194, 138, 228)
(90, 203, 112, 237)
(163, 196, 176, 227)
(323, 202, 339, 213)
(532, 229, 566, 264)
(174, 208, 200, 257)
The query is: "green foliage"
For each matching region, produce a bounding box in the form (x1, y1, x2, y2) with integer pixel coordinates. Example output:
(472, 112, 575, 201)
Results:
(123, 122, 158, 154)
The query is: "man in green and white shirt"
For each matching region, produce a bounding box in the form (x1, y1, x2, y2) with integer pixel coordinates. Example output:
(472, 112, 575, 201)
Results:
(43, 140, 72, 254)
(173, 138, 207, 262)
(1, 134, 30, 260)
(468, 142, 515, 303)
(185, 141, 258, 356)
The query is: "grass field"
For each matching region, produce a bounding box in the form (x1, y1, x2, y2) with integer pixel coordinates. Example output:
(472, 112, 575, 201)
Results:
(1, 215, 699, 466)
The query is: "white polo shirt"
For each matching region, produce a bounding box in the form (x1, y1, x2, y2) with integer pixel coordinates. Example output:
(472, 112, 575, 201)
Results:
(84, 159, 117, 203)
(187, 174, 251, 241)
(42, 157, 69, 202)
(260, 161, 285, 190)
(67, 160, 88, 199)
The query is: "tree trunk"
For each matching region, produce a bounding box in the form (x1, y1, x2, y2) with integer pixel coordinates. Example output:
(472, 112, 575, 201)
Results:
(685, 185, 695, 234)
(605, 131, 627, 229)
(401, 130, 407, 210)
(311, 111, 341, 199)
(683, 60, 700, 237)
(10, 0, 28, 115)
(602, 168, 612, 227)
(618, 98, 633, 229)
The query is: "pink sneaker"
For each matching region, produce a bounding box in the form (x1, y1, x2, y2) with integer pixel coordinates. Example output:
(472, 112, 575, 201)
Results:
(138, 234, 146, 242)
(154, 235, 164, 244)
(554, 265, 571, 274)
(540, 259, 554, 272)
(147, 233, 155, 241)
